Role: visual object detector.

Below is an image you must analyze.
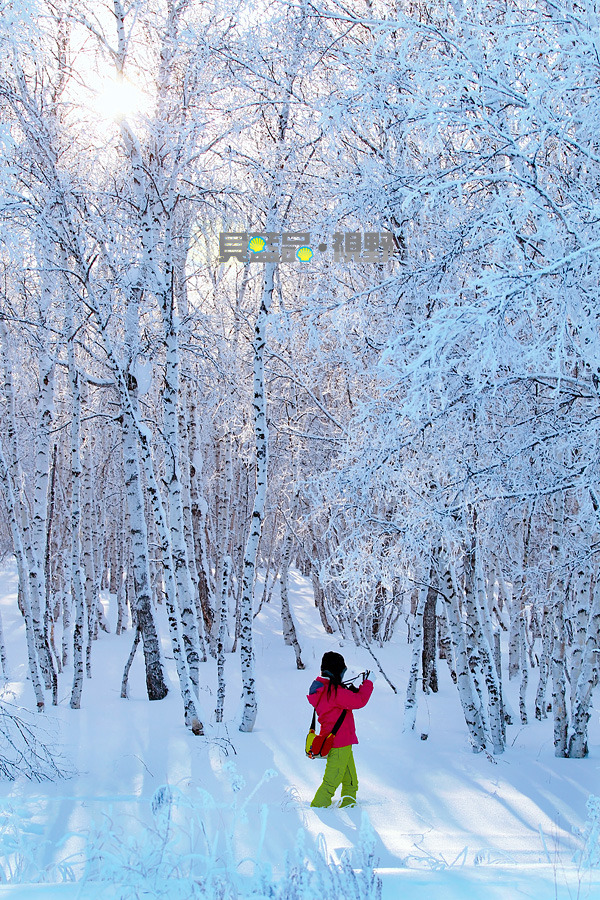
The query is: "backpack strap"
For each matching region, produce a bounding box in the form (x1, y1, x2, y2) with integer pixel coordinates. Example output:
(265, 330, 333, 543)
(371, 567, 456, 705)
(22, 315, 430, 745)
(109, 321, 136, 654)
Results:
(331, 709, 346, 734)
(308, 686, 346, 735)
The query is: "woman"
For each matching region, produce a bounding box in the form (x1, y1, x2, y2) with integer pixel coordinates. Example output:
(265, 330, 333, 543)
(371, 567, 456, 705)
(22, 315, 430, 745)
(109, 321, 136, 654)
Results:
(308, 651, 374, 808)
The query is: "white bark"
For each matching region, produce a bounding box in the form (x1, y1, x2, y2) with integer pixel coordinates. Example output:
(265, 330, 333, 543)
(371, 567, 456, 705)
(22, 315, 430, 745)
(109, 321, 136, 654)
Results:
(442, 561, 486, 752)
(508, 601, 521, 681)
(191, 411, 215, 648)
(61, 570, 71, 672)
(44, 443, 60, 690)
(311, 562, 334, 635)
(81, 418, 97, 680)
(567, 582, 600, 758)
(552, 599, 568, 757)
(492, 627, 506, 731)
(129, 386, 203, 731)
(570, 561, 591, 707)
(180, 394, 207, 661)
(462, 560, 489, 740)
(0, 606, 7, 678)
(121, 405, 169, 703)
(239, 263, 275, 732)
(0, 441, 45, 708)
(519, 612, 528, 725)
(439, 594, 457, 684)
(68, 335, 86, 711)
(534, 607, 552, 720)
(121, 619, 141, 700)
(509, 506, 533, 680)
(280, 527, 304, 669)
(0, 323, 55, 692)
(162, 325, 202, 694)
(473, 549, 504, 753)
(31, 347, 57, 700)
(215, 555, 230, 724)
(550, 492, 568, 757)
(115, 504, 128, 635)
(403, 577, 429, 732)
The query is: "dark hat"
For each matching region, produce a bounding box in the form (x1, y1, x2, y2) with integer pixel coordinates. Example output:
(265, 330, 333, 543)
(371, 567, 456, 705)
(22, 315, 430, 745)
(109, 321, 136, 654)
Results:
(321, 651, 346, 681)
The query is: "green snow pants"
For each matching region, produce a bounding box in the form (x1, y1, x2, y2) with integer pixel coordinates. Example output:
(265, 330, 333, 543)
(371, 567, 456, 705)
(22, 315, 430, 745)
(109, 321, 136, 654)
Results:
(311, 745, 358, 808)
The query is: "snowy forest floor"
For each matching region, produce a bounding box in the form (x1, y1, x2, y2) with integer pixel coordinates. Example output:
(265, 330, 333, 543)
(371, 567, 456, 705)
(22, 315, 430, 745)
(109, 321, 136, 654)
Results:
(0, 559, 599, 899)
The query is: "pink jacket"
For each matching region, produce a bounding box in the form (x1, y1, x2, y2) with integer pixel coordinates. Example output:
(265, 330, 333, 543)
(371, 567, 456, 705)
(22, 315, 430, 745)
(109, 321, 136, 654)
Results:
(307, 675, 373, 748)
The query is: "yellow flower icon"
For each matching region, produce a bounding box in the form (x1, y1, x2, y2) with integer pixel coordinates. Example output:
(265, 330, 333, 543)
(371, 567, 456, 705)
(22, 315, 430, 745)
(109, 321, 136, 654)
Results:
(248, 236, 266, 254)
(296, 246, 313, 262)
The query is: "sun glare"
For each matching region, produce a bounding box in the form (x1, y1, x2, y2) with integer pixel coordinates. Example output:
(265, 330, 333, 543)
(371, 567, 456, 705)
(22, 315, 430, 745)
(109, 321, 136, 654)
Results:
(95, 78, 147, 121)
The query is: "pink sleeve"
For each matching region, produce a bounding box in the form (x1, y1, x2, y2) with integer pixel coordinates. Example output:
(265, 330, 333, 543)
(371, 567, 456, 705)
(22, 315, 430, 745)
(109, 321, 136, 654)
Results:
(338, 679, 373, 710)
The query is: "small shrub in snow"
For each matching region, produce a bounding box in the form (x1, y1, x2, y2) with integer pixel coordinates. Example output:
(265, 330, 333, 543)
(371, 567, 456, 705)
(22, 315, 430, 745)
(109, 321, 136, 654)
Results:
(0, 768, 381, 898)
(0, 701, 70, 782)
(80, 771, 381, 899)
(573, 795, 600, 869)
(0, 800, 77, 884)
(275, 816, 382, 900)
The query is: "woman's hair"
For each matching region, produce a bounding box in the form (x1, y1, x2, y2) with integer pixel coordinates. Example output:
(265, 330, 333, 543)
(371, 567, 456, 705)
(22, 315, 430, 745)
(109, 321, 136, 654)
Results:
(321, 651, 346, 698)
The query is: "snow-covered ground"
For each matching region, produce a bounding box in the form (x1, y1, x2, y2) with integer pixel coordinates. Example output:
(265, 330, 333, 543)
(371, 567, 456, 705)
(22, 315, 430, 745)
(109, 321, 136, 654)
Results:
(0, 560, 599, 898)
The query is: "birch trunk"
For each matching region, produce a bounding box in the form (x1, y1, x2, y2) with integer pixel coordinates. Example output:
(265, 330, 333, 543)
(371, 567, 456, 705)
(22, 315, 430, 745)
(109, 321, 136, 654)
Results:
(508, 602, 521, 681)
(474, 556, 506, 754)
(68, 336, 86, 710)
(121, 620, 141, 700)
(115, 507, 128, 635)
(422, 581, 438, 694)
(403, 578, 429, 732)
(442, 562, 486, 752)
(93, 473, 109, 634)
(0, 441, 45, 708)
(311, 564, 334, 634)
(0, 605, 7, 678)
(493, 627, 507, 732)
(190, 421, 215, 643)
(519, 612, 528, 724)
(31, 348, 57, 701)
(162, 324, 202, 694)
(0, 323, 55, 691)
(534, 608, 552, 720)
(280, 527, 304, 669)
(552, 600, 568, 757)
(128, 385, 203, 731)
(61, 568, 71, 671)
(121, 405, 169, 702)
(509, 504, 533, 679)
(439, 596, 457, 684)
(567, 581, 600, 758)
(174, 219, 208, 659)
(180, 394, 207, 660)
(550, 492, 568, 757)
(44, 444, 60, 689)
(81, 421, 97, 679)
(570, 562, 591, 707)
(472, 547, 505, 753)
(462, 556, 489, 738)
(215, 555, 230, 723)
(239, 263, 276, 732)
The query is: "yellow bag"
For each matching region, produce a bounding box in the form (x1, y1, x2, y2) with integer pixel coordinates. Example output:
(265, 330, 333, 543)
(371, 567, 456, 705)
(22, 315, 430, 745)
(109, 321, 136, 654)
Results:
(305, 725, 316, 756)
